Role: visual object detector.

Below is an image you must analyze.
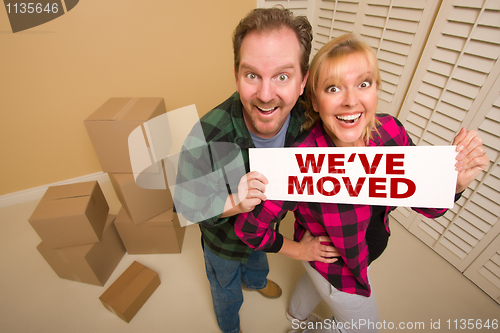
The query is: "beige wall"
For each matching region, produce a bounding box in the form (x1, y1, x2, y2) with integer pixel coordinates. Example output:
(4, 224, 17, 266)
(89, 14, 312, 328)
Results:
(0, 0, 256, 196)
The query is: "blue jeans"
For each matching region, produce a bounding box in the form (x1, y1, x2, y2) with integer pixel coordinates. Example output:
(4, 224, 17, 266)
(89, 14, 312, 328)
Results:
(203, 240, 269, 333)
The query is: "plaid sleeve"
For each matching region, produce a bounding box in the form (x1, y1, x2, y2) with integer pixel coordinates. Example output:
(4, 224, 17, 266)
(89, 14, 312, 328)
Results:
(174, 123, 246, 227)
(235, 200, 296, 251)
(377, 114, 453, 219)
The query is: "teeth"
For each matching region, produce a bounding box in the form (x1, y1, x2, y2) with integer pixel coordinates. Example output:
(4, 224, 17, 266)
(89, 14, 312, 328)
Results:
(336, 113, 361, 121)
(258, 106, 276, 112)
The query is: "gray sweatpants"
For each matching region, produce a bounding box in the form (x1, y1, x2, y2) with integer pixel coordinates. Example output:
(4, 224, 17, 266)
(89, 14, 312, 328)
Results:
(288, 261, 380, 333)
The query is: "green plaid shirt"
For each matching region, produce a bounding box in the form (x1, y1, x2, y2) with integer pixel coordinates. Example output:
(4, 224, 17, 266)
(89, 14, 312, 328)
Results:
(175, 92, 305, 262)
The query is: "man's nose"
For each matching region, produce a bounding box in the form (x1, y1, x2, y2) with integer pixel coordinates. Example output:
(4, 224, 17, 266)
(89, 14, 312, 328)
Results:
(257, 79, 276, 104)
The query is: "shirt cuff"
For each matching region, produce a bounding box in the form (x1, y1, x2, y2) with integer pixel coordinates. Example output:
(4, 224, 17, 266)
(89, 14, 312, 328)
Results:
(263, 232, 284, 253)
(455, 191, 464, 202)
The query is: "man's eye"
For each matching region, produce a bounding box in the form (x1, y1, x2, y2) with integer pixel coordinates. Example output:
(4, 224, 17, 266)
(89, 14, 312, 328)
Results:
(326, 86, 340, 93)
(277, 74, 288, 81)
(247, 73, 257, 79)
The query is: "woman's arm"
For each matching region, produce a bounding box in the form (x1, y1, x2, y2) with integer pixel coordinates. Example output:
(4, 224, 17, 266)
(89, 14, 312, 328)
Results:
(235, 201, 339, 263)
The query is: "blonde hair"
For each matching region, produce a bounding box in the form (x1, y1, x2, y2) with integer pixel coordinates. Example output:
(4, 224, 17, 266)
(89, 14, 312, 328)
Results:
(302, 34, 381, 144)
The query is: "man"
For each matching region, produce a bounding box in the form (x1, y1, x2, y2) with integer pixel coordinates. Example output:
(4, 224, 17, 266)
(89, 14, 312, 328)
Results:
(174, 8, 336, 333)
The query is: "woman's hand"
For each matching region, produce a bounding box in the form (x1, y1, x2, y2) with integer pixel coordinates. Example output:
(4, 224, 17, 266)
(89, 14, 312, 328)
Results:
(453, 128, 490, 193)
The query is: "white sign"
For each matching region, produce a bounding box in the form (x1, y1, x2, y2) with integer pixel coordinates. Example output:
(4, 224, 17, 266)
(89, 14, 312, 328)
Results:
(250, 146, 458, 208)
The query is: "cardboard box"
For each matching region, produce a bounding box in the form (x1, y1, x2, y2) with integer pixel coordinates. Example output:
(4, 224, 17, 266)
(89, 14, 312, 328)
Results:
(84, 98, 166, 173)
(29, 181, 109, 249)
(36, 215, 126, 286)
(99, 261, 161, 323)
(115, 207, 185, 254)
(109, 173, 173, 225)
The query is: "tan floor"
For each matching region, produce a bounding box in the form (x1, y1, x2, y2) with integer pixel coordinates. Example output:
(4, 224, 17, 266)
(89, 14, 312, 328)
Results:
(1, 180, 499, 333)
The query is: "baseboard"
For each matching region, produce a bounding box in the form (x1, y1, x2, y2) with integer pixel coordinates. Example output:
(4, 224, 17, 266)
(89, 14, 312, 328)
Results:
(0, 172, 110, 208)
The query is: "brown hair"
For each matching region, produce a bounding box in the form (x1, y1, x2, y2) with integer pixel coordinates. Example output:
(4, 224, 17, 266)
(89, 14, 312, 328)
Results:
(302, 34, 381, 144)
(233, 8, 313, 79)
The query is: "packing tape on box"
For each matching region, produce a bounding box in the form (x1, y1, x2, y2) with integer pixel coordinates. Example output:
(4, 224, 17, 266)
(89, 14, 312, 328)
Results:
(116, 98, 139, 120)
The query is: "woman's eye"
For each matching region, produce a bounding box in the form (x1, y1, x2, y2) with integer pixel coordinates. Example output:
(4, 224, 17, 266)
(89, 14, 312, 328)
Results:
(277, 74, 288, 81)
(360, 80, 372, 88)
(326, 86, 340, 93)
(247, 73, 257, 80)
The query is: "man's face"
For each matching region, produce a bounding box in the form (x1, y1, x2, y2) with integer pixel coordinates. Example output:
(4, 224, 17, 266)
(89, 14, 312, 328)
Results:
(235, 28, 308, 139)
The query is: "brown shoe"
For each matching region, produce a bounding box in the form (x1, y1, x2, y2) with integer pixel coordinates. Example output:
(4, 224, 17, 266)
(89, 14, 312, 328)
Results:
(242, 279, 282, 299)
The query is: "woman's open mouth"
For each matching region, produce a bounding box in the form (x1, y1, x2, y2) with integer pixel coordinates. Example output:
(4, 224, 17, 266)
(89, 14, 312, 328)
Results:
(336, 113, 362, 124)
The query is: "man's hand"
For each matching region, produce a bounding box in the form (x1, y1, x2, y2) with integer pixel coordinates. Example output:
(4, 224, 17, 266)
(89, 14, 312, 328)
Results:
(279, 230, 339, 263)
(221, 171, 268, 217)
(235, 171, 268, 212)
(298, 230, 339, 263)
(453, 128, 490, 193)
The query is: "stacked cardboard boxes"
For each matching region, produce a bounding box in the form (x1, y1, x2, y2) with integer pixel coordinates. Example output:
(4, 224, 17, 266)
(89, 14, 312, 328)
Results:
(29, 181, 126, 286)
(84, 98, 185, 254)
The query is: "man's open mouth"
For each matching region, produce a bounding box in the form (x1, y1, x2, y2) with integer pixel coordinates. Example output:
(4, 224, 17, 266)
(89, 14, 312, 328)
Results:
(256, 106, 278, 114)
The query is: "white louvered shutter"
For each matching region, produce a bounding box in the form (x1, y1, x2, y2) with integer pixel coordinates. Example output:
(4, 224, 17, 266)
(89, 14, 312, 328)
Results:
(393, 0, 500, 301)
(464, 232, 500, 304)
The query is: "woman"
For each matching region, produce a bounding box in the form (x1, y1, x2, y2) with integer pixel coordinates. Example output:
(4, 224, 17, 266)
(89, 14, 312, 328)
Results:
(234, 34, 489, 333)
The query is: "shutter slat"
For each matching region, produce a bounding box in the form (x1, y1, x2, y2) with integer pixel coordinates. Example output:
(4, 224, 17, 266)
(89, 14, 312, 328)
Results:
(440, 236, 468, 259)
(449, 224, 480, 247)
(447, 79, 481, 99)
(448, 7, 480, 24)
(472, 25, 500, 44)
(437, 35, 468, 52)
(465, 39, 500, 60)
(453, 66, 489, 87)
(442, 21, 474, 38)
(432, 47, 461, 65)
(423, 71, 448, 89)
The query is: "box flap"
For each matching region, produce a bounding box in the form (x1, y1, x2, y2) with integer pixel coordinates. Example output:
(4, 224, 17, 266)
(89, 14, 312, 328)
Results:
(85, 98, 165, 122)
(120, 98, 165, 121)
(42, 181, 96, 201)
(31, 196, 90, 220)
(85, 98, 135, 121)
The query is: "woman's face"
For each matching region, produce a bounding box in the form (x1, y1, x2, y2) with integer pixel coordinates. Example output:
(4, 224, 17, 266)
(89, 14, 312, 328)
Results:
(312, 53, 378, 147)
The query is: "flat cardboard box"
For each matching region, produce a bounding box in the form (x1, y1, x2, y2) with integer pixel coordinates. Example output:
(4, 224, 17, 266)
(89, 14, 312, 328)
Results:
(84, 98, 166, 173)
(99, 261, 161, 323)
(115, 207, 185, 254)
(109, 173, 173, 225)
(36, 215, 126, 286)
(29, 181, 109, 249)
